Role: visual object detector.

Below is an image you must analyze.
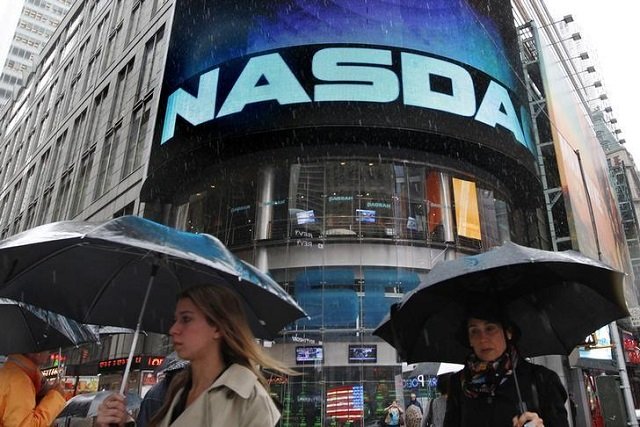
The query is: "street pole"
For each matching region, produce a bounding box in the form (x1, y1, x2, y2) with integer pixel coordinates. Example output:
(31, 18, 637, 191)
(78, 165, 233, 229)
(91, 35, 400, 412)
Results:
(609, 323, 638, 426)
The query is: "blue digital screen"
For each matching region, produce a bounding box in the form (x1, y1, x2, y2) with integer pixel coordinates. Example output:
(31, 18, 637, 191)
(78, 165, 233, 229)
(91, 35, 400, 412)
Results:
(348, 345, 377, 363)
(296, 346, 324, 364)
(144, 0, 538, 199)
(356, 209, 376, 223)
(296, 210, 316, 225)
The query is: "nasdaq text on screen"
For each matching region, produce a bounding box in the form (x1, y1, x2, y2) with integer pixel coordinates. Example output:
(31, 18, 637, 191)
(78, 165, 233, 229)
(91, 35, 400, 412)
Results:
(160, 46, 531, 150)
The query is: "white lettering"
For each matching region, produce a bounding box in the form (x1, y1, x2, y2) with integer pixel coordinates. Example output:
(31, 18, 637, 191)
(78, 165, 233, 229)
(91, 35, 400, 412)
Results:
(160, 47, 528, 150)
(314, 47, 399, 102)
(217, 53, 311, 118)
(475, 80, 526, 145)
(161, 68, 219, 144)
(401, 52, 476, 117)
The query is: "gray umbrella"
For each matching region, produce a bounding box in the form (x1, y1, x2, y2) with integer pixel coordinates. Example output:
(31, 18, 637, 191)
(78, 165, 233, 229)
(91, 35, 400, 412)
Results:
(0, 298, 98, 354)
(0, 215, 306, 393)
(374, 241, 629, 364)
(56, 390, 142, 419)
(155, 351, 189, 374)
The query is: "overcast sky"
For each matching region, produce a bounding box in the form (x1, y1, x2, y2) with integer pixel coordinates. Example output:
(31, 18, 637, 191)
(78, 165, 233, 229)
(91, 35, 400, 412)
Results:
(0, 1, 23, 75)
(545, 0, 639, 162)
(0, 0, 638, 161)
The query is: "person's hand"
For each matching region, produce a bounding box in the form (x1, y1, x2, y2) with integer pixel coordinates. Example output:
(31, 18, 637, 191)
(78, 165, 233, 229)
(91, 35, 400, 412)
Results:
(512, 411, 543, 427)
(95, 393, 134, 427)
(40, 379, 65, 398)
(48, 380, 65, 397)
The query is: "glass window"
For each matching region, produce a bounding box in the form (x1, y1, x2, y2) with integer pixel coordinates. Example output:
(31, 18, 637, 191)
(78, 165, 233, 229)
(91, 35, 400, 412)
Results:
(324, 162, 357, 236)
(121, 102, 150, 177)
(179, 158, 523, 250)
(358, 163, 394, 238)
(94, 125, 122, 199)
(452, 177, 482, 249)
(69, 150, 95, 216)
(426, 171, 446, 243)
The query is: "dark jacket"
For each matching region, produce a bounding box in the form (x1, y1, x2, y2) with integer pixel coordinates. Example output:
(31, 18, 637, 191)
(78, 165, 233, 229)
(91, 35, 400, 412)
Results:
(444, 359, 569, 427)
(137, 369, 183, 427)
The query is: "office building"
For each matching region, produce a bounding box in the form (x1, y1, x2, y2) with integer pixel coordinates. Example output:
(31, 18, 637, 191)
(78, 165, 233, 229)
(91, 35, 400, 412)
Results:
(0, 0, 73, 105)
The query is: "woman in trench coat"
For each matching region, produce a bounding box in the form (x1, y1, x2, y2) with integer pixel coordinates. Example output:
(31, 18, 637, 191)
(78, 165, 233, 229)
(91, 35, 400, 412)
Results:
(96, 285, 293, 427)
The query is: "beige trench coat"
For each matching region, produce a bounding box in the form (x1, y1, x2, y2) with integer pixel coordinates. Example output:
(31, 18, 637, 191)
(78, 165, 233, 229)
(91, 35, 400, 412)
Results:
(156, 364, 280, 427)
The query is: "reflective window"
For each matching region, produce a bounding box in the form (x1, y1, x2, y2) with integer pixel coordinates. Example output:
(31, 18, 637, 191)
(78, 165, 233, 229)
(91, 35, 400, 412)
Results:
(182, 158, 517, 252)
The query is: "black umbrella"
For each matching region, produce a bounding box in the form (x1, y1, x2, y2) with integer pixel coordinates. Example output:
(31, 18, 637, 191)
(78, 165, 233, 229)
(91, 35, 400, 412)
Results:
(0, 298, 98, 354)
(0, 215, 306, 393)
(373, 241, 629, 364)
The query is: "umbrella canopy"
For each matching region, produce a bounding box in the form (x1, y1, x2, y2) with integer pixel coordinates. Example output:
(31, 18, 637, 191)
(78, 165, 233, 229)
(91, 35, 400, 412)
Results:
(155, 351, 189, 374)
(374, 242, 629, 364)
(56, 390, 142, 419)
(0, 298, 98, 354)
(0, 215, 305, 339)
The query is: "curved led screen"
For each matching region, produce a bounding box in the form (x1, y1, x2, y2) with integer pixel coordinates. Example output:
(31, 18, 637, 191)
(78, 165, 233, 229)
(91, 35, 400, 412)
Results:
(147, 0, 536, 198)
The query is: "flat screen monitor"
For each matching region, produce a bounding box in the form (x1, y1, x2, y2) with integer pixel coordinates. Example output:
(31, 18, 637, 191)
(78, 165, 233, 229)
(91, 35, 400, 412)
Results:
(356, 209, 376, 223)
(295, 346, 324, 364)
(296, 210, 316, 225)
(348, 345, 377, 363)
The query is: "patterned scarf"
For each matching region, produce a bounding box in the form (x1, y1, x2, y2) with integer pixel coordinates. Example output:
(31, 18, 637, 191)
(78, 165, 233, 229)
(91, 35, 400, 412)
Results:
(461, 345, 517, 398)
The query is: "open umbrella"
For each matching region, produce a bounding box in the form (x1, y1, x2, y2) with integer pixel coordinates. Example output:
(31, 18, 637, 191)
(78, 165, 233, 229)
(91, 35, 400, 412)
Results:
(55, 390, 142, 420)
(155, 351, 189, 375)
(373, 241, 629, 364)
(0, 298, 98, 354)
(0, 215, 306, 393)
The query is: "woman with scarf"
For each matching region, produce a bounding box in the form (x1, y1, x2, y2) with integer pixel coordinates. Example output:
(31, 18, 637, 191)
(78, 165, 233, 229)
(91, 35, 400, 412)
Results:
(444, 305, 569, 427)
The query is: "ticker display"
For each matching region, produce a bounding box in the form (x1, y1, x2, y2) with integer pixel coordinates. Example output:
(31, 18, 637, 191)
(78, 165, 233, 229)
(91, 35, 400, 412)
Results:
(146, 0, 536, 197)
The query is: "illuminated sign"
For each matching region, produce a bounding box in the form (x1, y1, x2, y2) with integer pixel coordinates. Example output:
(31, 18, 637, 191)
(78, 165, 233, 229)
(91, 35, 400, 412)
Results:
(160, 47, 530, 149)
(98, 355, 165, 373)
(402, 374, 437, 389)
(326, 385, 364, 421)
(267, 375, 289, 385)
(144, 0, 537, 200)
(348, 345, 377, 363)
(41, 366, 63, 379)
(295, 346, 324, 364)
(622, 330, 640, 365)
(578, 326, 613, 361)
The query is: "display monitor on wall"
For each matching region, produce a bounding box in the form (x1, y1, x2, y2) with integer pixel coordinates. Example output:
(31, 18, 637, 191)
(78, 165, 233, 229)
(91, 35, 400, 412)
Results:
(296, 210, 316, 225)
(295, 346, 324, 364)
(356, 209, 376, 223)
(348, 345, 377, 363)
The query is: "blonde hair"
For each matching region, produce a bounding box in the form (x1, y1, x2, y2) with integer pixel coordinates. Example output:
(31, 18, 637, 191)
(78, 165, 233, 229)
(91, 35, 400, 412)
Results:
(149, 284, 294, 426)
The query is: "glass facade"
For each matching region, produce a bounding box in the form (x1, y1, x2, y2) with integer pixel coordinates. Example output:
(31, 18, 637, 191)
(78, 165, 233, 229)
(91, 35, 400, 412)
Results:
(174, 153, 531, 425)
(182, 157, 518, 254)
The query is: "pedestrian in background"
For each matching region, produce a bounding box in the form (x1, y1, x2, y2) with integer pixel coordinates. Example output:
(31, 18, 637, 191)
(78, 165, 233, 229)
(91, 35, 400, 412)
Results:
(384, 400, 404, 426)
(423, 373, 451, 427)
(0, 352, 66, 427)
(95, 285, 294, 427)
(405, 398, 423, 427)
(135, 362, 187, 427)
(407, 392, 423, 415)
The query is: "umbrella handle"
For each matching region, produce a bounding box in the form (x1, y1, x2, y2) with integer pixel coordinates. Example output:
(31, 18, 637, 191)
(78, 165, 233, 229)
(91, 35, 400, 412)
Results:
(512, 358, 527, 414)
(119, 263, 159, 396)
